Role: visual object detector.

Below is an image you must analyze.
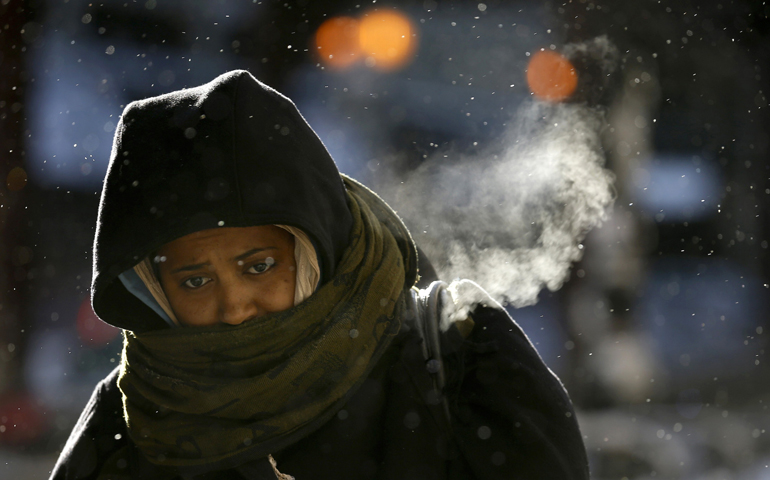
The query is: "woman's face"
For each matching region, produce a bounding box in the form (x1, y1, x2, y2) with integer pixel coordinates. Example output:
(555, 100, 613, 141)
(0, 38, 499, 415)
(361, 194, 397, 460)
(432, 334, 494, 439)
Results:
(156, 225, 296, 327)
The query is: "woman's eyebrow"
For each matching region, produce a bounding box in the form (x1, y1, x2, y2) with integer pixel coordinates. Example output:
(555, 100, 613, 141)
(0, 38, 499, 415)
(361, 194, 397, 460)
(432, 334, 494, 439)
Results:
(233, 247, 277, 262)
(169, 247, 278, 274)
(171, 262, 210, 274)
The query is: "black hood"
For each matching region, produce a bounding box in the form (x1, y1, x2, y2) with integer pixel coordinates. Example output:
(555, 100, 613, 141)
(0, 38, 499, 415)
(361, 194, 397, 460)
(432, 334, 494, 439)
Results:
(92, 70, 355, 331)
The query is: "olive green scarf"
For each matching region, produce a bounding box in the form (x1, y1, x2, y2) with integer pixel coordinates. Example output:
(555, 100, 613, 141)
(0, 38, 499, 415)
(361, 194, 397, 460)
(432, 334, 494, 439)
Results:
(114, 178, 412, 474)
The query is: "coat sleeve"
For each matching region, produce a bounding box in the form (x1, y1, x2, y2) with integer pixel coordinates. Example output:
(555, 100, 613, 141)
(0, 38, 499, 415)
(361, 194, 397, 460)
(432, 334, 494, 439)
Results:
(443, 305, 589, 480)
(49, 366, 128, 480)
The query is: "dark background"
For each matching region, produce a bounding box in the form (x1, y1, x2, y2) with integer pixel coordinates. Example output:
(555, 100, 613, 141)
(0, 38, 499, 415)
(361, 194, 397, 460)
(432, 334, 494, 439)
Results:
(1, 0, 769, 478)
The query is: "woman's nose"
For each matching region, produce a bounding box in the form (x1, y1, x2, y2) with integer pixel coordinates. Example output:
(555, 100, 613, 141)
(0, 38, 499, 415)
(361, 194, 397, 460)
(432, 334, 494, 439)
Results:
(218, 280, 260, 325)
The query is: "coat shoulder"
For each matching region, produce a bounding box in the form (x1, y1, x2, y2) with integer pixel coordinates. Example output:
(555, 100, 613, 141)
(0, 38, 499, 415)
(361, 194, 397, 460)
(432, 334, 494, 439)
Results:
(444, 304, 590, 480)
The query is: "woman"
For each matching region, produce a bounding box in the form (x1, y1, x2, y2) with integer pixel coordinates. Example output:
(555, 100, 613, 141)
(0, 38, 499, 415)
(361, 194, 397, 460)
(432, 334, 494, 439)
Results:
(50, 70, 589, 479)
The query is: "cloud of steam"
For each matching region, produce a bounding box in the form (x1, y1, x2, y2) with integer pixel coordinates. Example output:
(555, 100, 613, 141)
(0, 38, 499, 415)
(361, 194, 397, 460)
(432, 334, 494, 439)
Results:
(378, 38, 619, 307)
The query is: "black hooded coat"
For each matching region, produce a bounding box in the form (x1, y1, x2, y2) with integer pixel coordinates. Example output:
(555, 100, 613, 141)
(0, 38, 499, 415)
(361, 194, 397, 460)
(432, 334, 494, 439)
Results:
(49, 70, 589, 480)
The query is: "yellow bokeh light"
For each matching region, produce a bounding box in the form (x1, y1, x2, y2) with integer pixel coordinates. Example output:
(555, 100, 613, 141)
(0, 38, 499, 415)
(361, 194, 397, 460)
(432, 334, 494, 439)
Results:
(6, 166, 28, 192)
(314, 16, 361, 69)
(526, 50, 578, 102)
(358, 10, 416, 71)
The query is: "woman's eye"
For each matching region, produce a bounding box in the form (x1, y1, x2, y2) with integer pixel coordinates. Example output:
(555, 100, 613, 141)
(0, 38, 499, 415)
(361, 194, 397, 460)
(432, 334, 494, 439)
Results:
(183, 276, 211, 289)
(247, 257, 275, 275)
(247, 263, 271, 274)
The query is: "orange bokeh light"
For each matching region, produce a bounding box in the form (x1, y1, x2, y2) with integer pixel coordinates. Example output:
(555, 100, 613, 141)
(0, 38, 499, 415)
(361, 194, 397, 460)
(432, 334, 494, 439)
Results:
(314, 16, 361, 69)
(6, 166, 27, 192)
(314, 10, 417, 72)
(358, 10, 416, 71)
(526, 50, 578, 102)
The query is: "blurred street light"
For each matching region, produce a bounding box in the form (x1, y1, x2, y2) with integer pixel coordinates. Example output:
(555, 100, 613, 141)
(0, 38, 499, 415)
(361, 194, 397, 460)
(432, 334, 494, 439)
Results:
(359, 10, 416, 71)
(527, 50, 578, 101)
(314, 16, 360, 69)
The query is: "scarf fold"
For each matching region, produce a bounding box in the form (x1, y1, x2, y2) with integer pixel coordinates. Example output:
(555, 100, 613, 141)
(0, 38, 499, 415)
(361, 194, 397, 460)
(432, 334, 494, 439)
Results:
(114, 178, 413, 475)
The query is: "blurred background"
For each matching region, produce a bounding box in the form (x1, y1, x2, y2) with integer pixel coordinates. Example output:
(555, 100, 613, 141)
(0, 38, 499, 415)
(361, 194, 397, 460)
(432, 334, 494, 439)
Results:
(0, 0, 768, 478)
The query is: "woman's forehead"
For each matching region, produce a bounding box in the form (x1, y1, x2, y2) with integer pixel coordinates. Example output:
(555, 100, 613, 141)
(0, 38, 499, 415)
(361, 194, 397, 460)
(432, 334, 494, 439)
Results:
(158, 225, 294, 259)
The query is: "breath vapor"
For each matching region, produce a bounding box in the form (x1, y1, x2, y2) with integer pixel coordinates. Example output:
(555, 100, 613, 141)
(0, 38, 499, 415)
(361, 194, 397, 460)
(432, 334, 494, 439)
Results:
(379, 37, 619, 308)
